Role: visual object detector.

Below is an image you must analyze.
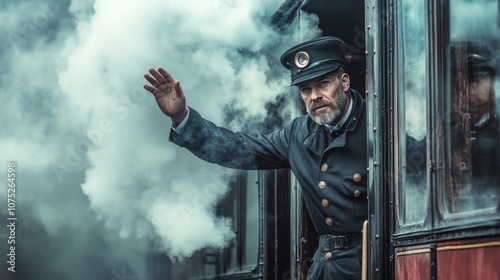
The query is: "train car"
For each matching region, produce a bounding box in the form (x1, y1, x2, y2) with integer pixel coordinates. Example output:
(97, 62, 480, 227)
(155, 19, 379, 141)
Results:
(180, 0, 500, 279)
(365, 0, 500, 279)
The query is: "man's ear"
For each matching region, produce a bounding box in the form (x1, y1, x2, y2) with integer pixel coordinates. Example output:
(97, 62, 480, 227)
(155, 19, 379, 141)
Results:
(341, 73, 350, 92)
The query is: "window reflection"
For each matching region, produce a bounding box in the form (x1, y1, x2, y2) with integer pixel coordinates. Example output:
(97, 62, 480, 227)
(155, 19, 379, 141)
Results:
(444, 0, 500, 213)
(396, 0, 428, 226)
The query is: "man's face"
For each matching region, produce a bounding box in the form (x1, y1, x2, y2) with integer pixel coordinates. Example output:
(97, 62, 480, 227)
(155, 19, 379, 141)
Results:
(297, 72, 351, 126)
(469, 74, 495, 122)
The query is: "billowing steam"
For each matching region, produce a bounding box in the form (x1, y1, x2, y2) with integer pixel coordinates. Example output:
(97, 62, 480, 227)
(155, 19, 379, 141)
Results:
(0, 0, 305, 279)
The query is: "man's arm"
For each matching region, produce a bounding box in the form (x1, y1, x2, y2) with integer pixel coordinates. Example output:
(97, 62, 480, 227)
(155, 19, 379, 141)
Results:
(170, 107, 291, 170)
(143, 67, 291, 170)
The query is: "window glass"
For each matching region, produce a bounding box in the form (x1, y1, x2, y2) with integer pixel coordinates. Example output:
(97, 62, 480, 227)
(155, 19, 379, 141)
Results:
(443, 0, 499, 213)
(243, 170, 259, 269)
(226, 177, 239, 272)
(222, 171, 259, 273)
(396, 0, 428, 226)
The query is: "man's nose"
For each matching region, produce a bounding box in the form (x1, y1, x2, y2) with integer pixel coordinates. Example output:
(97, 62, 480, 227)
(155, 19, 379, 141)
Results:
(311, 88, 322, 100)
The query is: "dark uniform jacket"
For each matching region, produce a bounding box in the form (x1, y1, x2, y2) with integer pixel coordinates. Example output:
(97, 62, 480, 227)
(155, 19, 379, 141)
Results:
(170, 89, 367, 235)
(471, 110, 500, 193)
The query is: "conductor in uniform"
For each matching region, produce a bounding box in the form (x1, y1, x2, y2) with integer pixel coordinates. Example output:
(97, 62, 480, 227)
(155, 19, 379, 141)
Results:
(143, 36, 367, 279)
(452, 41, 500, 196)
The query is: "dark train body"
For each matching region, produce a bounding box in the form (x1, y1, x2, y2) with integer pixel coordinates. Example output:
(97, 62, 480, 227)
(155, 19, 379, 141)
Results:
(165, 0, 500, 279)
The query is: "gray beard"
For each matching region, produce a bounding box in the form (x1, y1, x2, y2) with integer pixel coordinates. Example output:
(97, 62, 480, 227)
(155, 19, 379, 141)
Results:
(308, 89, 348, 126)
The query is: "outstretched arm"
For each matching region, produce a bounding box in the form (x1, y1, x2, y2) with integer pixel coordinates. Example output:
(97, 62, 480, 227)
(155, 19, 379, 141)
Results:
(143, 67, 189, 125)
(144, 67, 291, 170)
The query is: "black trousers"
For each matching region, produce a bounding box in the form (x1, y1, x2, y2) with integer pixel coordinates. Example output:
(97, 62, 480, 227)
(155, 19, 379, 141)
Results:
(307, 235, 362, 280)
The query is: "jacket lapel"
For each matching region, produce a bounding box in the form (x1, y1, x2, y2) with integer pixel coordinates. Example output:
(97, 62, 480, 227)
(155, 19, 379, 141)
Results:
(302, 124, 330, 157)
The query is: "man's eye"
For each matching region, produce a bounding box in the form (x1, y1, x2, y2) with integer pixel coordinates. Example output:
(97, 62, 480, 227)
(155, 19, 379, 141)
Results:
(300, 87, 312, 94)
(318, 81, 329, 88)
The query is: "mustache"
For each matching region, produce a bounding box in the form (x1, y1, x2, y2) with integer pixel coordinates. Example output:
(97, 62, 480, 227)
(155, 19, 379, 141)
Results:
(309, 100, 332, 111)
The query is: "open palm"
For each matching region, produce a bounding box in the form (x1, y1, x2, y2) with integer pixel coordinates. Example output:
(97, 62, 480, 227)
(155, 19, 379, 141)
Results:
(144, 67, 188, 124)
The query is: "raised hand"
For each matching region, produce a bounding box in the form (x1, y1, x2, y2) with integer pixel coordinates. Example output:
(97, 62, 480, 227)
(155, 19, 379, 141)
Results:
(144, 67, 189, 124)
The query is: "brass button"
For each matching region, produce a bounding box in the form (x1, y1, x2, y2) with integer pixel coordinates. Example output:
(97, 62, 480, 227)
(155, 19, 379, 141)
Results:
(354, 190, 361, 198)
(325, 217, 333, 226)
(353, 173, 362, 182)
(318, 181, 326, 189)
(321, 163, 328, 172)
(321, 199, 329, 207)
(324, 252, 332, 260)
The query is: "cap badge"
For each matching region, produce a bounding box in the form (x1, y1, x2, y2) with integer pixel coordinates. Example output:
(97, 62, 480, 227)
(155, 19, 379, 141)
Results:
(294, 51, 310, 69)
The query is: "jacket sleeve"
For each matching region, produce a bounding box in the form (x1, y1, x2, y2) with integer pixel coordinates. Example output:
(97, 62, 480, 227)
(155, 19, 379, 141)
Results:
(169, 107, 292, 170)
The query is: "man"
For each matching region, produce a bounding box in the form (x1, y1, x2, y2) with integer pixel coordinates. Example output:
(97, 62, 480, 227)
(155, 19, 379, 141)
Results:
(463, 42, 499, 195)
(144, 36, 367, 279)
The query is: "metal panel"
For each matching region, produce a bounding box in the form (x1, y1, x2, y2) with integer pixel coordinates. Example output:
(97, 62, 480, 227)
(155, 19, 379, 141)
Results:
(366, 0, 392, 278)
(437, 239, 500, 280)
(395, 247, 432, 280)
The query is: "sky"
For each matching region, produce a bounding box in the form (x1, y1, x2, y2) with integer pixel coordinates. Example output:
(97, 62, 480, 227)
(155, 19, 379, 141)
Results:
(0, 0, 308, 279)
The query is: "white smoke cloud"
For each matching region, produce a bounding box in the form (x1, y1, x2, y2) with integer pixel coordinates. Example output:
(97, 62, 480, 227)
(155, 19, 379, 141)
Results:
(59, 0, 288, 257)
(0, 0, 304, 279)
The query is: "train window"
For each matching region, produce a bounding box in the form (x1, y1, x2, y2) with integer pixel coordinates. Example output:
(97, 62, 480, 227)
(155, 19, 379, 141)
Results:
(242, 170, 259, 270)
(394, 0, 429, 227)
(223, 170, 260, 274)
(440, 0, 499, 214)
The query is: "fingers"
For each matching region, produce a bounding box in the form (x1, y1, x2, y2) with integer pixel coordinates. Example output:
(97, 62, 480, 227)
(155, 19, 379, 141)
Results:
(148, 67, 174, 85)
(174, 81, 184, 97)
(143, 67, 182, 100)
(143, 84, 156, 94)
(158, 67, 175, 83)
(143, 68, 163, 87)
(144, 73, 160, 88)
(144, 67, 175, 86)
(148, 67, 165, 83)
